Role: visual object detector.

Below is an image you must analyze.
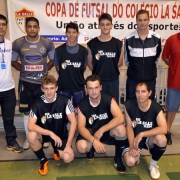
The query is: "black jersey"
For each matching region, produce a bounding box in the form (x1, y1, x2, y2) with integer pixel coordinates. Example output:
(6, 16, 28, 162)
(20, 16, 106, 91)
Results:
(55, 43, 87, 91)
(87, 37, 122, 81)
(78, 92, 114, 135)
(30, 94, 74, 138)
(124, 99, 162, 137)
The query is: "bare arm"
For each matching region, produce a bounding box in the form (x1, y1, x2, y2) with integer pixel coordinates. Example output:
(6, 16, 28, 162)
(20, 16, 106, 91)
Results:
(118, 45, 124, 67)
(11, 61, 21, 71)
(66, 112, 77, 147)
(55, 66, 59, 74)
(162, 58, 169, 66)
(87, 46, 93, 70)
(47, 59, 54, 70)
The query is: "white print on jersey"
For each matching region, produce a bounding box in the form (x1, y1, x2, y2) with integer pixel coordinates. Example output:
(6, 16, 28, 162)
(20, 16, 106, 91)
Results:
(136, 118, 153, 128)
(45, 112, 62, 119)
(98, 50, 116, 58)
(61, 60, 81, 69)
(24, 65, 43, 71)
(91, 113, 108, 121)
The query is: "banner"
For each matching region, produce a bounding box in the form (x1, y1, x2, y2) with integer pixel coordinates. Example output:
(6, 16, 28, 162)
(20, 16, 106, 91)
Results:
(7, 0, 180, 44)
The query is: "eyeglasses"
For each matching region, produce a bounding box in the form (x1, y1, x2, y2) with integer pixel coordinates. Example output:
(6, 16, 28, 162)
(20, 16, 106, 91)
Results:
(0, 23, 7, 27)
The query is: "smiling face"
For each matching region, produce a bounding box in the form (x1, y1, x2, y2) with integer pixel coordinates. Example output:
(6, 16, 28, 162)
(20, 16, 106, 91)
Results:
(41, 83, 58, 103)
(66, 28, 79, 44)
(99, 19, 112, 35)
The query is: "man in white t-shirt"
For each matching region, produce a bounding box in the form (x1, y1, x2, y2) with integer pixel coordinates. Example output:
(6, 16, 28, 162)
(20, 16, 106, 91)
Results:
(0, 14, 23, 153)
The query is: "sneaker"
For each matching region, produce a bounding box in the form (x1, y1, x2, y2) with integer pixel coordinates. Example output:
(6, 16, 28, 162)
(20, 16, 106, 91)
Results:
(114, 157, 126, 174)
(38, 160, 49, 176)
(7, 143, 24, 153)
(166, 132, 172, 145)
(149, 164, 160, 179)
(86, 147, 95, 160)
(23, 140, 29, 150)
(53, 152, 60, 161)
(43, 142, 49, 148)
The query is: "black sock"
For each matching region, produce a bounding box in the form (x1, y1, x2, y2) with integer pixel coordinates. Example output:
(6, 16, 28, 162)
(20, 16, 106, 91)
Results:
(34, 147, 47, 161)
(114, 137, 127, 159)
(151, 144, 166, 161)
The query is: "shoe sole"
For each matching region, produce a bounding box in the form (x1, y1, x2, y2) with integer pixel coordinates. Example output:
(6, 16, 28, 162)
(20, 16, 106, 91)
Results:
(87, 157, 94, 160)
(38, 161, 49, 176)
(117, 170, 126, 174)
(7, 147, 23, 153)
(23, 147, 30, 150)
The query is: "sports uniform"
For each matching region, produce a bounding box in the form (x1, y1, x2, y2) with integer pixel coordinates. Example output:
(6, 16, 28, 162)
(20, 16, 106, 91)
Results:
(87, 37, 122, 103)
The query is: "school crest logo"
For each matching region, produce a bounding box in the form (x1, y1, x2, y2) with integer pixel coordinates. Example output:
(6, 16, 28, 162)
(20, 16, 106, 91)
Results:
(15, 8, 34, 34)
(89, 116, 94, 125)
(41, 116, 46, 124)
(62, 62, 67, 69)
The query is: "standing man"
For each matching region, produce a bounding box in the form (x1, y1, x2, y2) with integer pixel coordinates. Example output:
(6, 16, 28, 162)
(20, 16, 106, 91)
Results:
(28, 75, 77, 175)
(87, 13, 123, 104)
(54, 22, 87, 109)
(124, 9, 162, 100)
(162, 32, 180, 145)
(0, 14, 23, 153)
(12, 17, 55, 150)
(123, 82, 167, 179)
(76, 75, 127, 174)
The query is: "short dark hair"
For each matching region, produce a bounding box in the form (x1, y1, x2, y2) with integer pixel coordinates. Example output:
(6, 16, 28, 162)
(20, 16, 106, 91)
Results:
(98, 13, 112, 24)
(66, 22, 79, 33)
(136, 82, 151, 92)
(85, 75, 101, 86)
(26, 17, 39, 26)
(41, 75, 57, 88)
(0, 14, 8, 24)
(136, 9, 149, 20)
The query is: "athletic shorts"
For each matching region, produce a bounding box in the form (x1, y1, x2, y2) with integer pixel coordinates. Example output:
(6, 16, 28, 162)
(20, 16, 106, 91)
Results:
(58, 89, 85, 107)
(42, 135, 68, 151)
(76, 128, 115, 145)
(166, 88, 180, 111)
(18, 80, 43, 112)
(122, 137, 153, 155)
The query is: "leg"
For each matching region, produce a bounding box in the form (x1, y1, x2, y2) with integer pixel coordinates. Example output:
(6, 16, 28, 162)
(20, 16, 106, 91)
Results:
(73, 89, 85, 107)
(126, 78, 138, 101)
(147, 79, 156, 100)
(123, 150, 140, 167)
(28, 132, 48, 175)
(166, 111, 176, 132)
(110, 124, 127, 173)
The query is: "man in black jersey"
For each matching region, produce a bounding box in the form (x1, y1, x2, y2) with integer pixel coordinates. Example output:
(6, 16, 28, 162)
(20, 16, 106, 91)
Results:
(28, 75, 77, 176)
(123, 82, 167, 179)
(87, 13, 123, 104)
(76, 75, 127, 174)
(54, 22, 87, 110)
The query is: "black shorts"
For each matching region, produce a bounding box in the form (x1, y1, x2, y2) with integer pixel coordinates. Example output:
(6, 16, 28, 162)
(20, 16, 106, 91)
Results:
(76, 128, 115, 145)
(42, 135, 68, 151)
(18, 80, 43, 112)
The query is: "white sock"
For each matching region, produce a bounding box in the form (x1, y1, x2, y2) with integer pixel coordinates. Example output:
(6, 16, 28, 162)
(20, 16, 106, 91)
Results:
(23, 115, 29, 137)
(150, 159, 157, 166)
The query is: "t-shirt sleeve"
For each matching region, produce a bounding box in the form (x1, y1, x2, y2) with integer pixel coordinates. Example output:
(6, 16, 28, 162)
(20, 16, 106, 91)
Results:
(65, 99, 75, 115)
(162, 38, 171, 59)
(12, 40, 20, 61)
(47, 40, 55, 60)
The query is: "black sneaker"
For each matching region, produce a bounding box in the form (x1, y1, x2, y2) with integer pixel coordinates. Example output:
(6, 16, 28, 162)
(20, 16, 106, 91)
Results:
(7, 143, 24, 153)
(114, 157, 126, 174)
(86, 147, 95, 160)
(166, 132, 172, 145)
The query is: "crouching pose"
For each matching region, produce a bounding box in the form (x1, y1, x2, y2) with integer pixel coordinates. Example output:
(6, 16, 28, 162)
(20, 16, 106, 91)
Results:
(123, 82, 167, 179)
(76, 75, 127, 174)
(28, 75, 77, 175)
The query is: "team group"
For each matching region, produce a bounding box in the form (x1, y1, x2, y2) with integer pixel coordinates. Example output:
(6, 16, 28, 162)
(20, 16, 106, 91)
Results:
(0, 8, 179, 179)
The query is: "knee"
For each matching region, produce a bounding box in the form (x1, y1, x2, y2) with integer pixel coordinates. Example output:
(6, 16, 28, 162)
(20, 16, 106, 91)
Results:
(124, 153, 138, 167)
(76, 141, 89, 154)
(155, 135, 167, 147)
(63, 153, 74, 163)
(110, 124, 126, 137)
(27, 132, 38, 143)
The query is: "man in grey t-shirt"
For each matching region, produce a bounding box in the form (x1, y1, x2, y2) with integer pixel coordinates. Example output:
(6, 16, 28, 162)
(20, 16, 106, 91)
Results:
(12, 17, 55, 150)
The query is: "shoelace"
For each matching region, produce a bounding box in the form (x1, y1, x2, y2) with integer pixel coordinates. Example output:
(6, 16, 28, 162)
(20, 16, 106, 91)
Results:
(151, 164, 159, 172)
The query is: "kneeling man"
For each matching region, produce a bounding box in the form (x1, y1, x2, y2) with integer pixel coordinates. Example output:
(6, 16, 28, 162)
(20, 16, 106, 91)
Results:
(28, 75, 77, 175)
(76, 75, 127, 173)
(123, 82, 167, 179)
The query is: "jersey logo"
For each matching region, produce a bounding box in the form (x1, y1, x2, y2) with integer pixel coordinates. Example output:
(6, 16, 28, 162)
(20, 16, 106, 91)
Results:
(62, 62, 67, 69)
(95, 53, 100, 60)
(25, 65, 43, 71)
(40, 46, 47, 54)
(132, 120, 137, 128)
(89, 116, 94, 125)
(15, 8, 34, 34)
(41, 116, 46, 124)
(61, 60, 81, 69)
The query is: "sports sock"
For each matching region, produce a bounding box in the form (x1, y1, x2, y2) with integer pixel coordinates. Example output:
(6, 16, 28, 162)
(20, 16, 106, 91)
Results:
(34, 147, 47, 161)
(114, 136, 127, 158)
(23, 115, 29, 136)
(151, 144, 166, 161)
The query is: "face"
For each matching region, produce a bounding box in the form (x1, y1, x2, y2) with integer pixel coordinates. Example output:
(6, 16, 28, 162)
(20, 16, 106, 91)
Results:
(41, 83, 58, 102)
(135, 84, 152, 103)
(0, 19, 7, 37)
(99, 19, 112, 35)
(136, 13, 149, 31)
(66, 28, 79, 43)
(25, 21, 40, 38)
(86, 80, 102, 100)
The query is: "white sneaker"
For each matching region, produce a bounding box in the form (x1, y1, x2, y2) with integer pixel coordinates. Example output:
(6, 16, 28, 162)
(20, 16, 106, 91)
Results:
(23, 140, 29, 150)
(149, 164, 160, 179)
(43, 142, 49, 148)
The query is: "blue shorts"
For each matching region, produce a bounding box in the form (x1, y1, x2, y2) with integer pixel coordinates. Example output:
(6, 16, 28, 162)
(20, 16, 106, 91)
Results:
(166, 88, 180, 111)
(58, 89, 85, 107)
